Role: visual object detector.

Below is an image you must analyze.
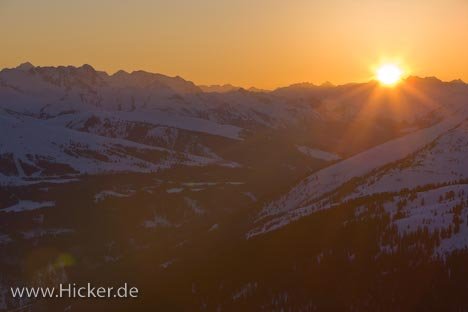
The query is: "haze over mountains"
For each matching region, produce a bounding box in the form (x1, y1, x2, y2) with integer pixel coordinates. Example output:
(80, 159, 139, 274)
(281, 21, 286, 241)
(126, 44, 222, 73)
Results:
(1, 63, 468, 311)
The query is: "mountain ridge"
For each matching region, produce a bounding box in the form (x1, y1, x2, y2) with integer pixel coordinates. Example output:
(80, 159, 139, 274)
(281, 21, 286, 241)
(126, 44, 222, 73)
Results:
(4, 62, 466, 93)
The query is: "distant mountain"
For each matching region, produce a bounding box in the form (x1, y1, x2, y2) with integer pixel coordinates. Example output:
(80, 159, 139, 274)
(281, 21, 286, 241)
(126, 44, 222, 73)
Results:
(199, 84, 241, 93)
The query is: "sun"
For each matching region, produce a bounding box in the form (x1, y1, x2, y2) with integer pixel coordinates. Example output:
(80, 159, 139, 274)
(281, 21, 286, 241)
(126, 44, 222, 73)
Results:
(376, 64, 403, 86)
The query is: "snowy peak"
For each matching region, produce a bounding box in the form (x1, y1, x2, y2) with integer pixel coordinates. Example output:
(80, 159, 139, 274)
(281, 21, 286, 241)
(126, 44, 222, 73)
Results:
(79, 63, 95, 72)
(109, 70, 202, 94)
(16, 62, 35, 71)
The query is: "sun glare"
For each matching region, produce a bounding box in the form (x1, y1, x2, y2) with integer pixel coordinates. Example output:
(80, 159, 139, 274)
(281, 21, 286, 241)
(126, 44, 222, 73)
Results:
(376, 64, 403, 86)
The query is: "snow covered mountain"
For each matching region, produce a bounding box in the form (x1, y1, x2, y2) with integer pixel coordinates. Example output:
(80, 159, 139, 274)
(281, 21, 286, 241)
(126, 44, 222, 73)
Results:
(0, 63, 318, 126)
(249, 89, 468, 256)
(0, 112, 237, 186)
(0, 63, 331, 185)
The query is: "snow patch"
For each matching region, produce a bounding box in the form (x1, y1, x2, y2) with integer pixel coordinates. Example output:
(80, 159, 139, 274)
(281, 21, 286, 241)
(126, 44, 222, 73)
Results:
(2, 200, 55, 213)
(297, 145, 341, 161)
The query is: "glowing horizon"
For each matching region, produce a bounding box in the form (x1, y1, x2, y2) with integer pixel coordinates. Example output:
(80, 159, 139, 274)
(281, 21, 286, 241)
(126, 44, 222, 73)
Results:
(1, 0, 467, 89)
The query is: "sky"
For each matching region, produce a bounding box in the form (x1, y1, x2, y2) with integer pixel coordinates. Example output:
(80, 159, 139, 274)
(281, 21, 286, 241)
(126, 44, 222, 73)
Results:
(1, 0, 468, 89)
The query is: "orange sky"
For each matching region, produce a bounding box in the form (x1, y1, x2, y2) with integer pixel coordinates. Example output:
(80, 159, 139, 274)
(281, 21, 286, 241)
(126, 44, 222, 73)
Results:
(1, 0, 467, 89)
